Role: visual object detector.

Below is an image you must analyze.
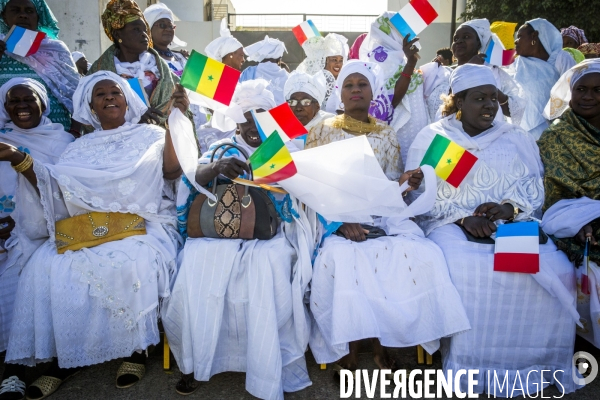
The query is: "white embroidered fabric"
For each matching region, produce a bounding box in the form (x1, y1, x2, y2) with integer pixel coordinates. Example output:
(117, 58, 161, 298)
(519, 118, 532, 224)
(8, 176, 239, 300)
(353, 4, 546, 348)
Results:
(114, 51, 161, 89)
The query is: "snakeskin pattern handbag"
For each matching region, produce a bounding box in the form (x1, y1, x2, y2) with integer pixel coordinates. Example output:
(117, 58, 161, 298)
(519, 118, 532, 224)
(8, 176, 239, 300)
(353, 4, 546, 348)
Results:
(187, 143, 279, 240)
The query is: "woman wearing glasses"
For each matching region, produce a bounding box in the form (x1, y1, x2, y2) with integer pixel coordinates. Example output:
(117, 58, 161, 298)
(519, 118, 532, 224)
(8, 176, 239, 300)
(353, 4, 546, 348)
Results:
(284, 70, 334, 134)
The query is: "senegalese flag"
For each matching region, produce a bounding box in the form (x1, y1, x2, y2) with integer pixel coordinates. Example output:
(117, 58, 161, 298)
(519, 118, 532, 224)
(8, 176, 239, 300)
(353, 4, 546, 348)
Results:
(180, 50, 240, 106)
(420, 134, 478, 187)
(249, 130, 297, 184)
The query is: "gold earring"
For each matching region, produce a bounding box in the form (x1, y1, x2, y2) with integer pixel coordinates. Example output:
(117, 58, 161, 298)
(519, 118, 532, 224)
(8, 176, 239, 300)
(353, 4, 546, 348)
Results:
(118, 39, 123, 43)
(230, 55, 233, 58)
(456, 109, 462, 121)
(531, 40, 536, 46)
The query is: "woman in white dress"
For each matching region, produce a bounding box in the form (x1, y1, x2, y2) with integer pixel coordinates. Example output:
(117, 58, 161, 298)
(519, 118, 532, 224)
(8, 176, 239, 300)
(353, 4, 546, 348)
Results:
(406, 64, 581, 397)
(163, 79, 313, 399)
(3, 71, 187, 399)
(0, 78, 73, 399)
(307, 60, 471, 374)
(428, 18, 525, 126)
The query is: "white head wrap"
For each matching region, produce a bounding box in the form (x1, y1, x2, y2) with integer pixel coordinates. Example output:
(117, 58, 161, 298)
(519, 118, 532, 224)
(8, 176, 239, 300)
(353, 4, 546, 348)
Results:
(211, 79, 277, 132)
(458, 18, 491, 53)
(244, 35, 287, 62)
(325, 60, 379, 113)
(284, 70, 327, 105)
(71, 51, 85, 63)
(324, 33, 349, 60)
(0, 78, 50, 128)
(143, 3, 187, 48)
(72, 71, 148, 130)
(205, 19, 243, 61)
(527, 18, 562, 56)
(296, 33, 349, 76)
(544, 59, 600, 119)
(450, 64, 497, 94)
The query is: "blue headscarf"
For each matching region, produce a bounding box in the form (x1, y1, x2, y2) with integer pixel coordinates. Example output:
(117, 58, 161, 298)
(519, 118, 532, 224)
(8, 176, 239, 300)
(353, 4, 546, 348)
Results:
(0, 0, 60, 39)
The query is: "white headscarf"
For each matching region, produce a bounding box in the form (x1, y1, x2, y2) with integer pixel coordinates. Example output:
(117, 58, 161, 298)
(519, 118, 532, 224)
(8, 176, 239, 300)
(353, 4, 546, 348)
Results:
(71, 51, 85, 63)
(544, 59, 600, 120)
(324, 33, 349, 60)
(284, 70, 327, 105)
(72, 71, 148, 130)
(458, 18, 491, 53)
(325, 60, 378, 113)
(212, 79, 277, 132)
(244, 35, 287, 62)
(205, 19, 243, 61)
(0, 78, 50, 128)
(450, 64, 497, 94)
(143, 3, 187, 48)
(297, 33, 349, 75)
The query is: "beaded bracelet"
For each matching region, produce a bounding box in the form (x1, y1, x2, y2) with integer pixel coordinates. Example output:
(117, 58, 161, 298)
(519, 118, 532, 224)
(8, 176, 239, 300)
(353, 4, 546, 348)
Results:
(12, 153, 33, 173)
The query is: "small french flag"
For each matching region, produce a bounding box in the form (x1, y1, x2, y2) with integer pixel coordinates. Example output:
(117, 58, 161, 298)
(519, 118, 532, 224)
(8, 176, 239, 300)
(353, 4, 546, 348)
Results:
(389, 0, 438, 39)
(251, 103, 307, 143)
(494, 221, 540, 274)
(485, 33, 516, 67)
(126, 78, 150, 106)
(292, 20, 321, 46)
(4, 25, 46, 57)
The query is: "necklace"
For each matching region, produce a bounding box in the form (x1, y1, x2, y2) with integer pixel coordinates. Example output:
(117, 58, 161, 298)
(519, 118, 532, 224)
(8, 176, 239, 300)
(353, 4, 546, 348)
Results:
(329, 114, 385, 135)
(89, 213, 110, 237)
(155, 48, 174, 58)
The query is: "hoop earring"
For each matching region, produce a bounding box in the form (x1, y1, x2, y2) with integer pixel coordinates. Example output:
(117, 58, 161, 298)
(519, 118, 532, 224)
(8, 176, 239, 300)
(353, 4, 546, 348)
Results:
(230, 55, 233, 58)
(456, 109, 462, 121)
(531, 40, 536, 46)
(339, 102, 345, 110)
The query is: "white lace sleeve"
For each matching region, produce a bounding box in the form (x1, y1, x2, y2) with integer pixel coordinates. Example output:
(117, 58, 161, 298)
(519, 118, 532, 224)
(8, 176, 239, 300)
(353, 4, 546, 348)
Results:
(426, 82, 449, 123)
(495, 67, 526, 127)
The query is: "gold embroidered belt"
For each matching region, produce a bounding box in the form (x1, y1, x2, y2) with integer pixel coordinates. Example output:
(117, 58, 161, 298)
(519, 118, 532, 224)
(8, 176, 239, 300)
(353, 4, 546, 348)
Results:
(54, 212, 146, 254)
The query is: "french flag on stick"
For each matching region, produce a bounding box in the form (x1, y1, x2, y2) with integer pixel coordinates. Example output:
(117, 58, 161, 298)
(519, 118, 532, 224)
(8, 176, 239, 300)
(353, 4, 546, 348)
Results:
(292, 20, 321, 46)
(4, 25, 46, 57)
(389, 0, 438, 39)
(251, 103, 308, 142)
(485, 33, 516, 67)
(494, 221, 540, 274)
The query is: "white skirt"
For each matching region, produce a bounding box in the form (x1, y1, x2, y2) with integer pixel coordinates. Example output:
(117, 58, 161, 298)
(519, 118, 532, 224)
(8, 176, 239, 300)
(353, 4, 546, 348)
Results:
(428, 223, 581, 397)
(0, 253, 19, 352)
(163, 228, 311, 400)
(5, 222, 177, 368)
(309, 232, 471, 364)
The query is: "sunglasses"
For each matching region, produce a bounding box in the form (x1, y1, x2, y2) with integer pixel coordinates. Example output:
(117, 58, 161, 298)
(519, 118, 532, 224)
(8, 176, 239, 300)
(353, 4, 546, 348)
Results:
(287, 99, 315, 107)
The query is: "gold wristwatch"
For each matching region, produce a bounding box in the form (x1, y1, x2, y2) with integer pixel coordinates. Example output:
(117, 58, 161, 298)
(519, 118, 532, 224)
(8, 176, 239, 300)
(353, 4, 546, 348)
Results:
(501, 200, 519, 221)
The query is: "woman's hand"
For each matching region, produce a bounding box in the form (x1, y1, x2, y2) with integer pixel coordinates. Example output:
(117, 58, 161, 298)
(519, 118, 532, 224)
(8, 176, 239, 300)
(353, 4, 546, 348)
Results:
(399, 168, 423, 192)
(211, 158, 249, 180)
(576, 224, 598, 246)
(0, 216, 15, 241)
(169, 84, 190, 115)
(460, 216, 497, 238)
(402, 34, 420, 66)
(139, 107, 165, 125)
(467, 53, 487, 65)
(178, 49, 190, 59)
(337, 223, 369, 242)
(0, 40, 6, 59)
(474, 202, 514, 222)
(0, 142, 25, 164)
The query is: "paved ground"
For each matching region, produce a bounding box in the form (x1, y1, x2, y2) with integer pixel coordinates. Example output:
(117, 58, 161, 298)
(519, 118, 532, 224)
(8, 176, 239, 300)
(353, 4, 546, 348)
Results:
(2, 337, 600, 399)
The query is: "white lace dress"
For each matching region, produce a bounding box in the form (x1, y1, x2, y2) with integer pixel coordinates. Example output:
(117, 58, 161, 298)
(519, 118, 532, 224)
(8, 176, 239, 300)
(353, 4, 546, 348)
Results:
(5, 123, 180, 368)
(0, 120, 73, 352)
(406, 116, 581, 396)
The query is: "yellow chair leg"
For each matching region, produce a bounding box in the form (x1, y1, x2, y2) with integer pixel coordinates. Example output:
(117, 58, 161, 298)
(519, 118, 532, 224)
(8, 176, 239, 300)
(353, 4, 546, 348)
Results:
(320, 363, 327, 370)
(417, 345, 425, 364)
(163, 334, 171, 371)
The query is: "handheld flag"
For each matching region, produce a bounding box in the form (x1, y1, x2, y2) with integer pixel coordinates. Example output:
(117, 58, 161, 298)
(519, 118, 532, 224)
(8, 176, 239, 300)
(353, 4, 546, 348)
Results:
(494, 222, 540, 274)
(126, 78, 150, 106)
(389, 0, 438, 39)
(485, 33, 516, 67)
(420, 134, 478, 187)
(581, 237, 591, 295)
(249, 130, 297, 184)
(4, 26, 46, 57)
(180, 50, 241, 106)
(251, 103, 308, 142)
(292, 20, 321, 46)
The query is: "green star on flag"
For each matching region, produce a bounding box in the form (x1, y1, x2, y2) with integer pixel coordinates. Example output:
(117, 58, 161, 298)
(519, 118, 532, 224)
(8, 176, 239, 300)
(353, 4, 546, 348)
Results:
(208, 75, 214, 81)
(270, 164, 275, 169)
(447, 159, 452, 164)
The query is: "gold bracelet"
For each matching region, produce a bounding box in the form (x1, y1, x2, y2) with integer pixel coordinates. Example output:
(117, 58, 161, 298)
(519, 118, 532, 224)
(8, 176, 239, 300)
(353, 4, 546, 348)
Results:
(460, 217, 465, 226)
(12, 153, 33, 173)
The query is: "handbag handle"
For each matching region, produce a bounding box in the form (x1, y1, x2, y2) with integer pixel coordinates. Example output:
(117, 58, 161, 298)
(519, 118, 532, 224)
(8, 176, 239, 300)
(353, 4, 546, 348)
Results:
(207, 142, 254, 208)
